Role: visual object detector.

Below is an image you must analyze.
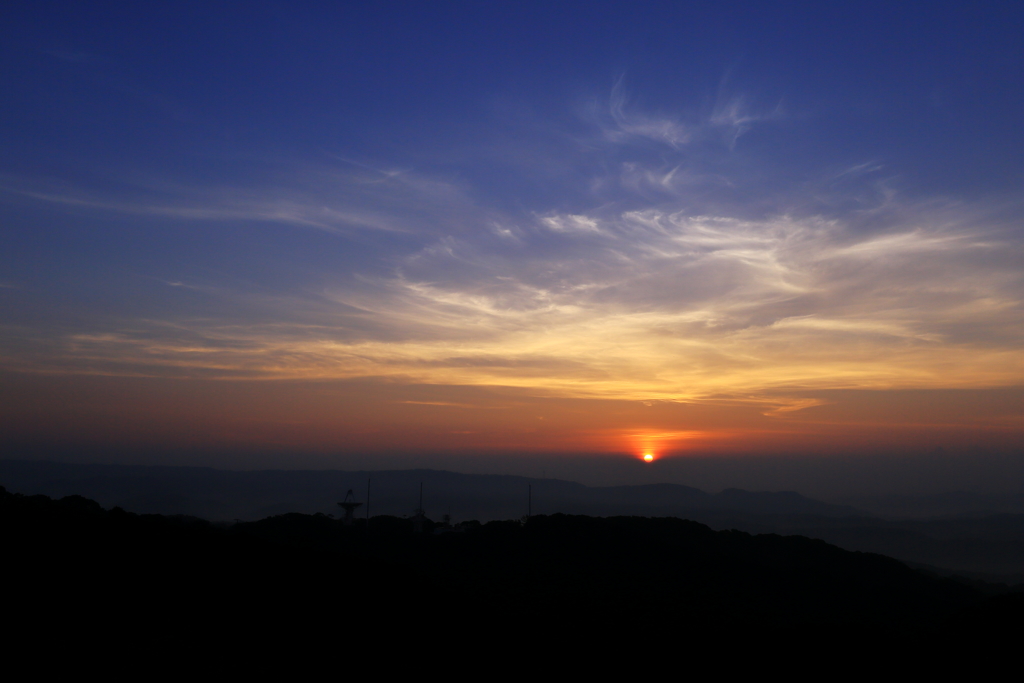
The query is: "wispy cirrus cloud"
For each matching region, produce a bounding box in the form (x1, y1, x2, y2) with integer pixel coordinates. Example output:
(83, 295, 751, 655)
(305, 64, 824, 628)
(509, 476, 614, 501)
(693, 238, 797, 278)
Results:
(0, 162, 485, 237)
(600, 75, 782, 152)
(5, 193, 1021, 417)
(2, 86, 1022, 420)
(606, 77, 692, 148)
(709, 94, 783, 149)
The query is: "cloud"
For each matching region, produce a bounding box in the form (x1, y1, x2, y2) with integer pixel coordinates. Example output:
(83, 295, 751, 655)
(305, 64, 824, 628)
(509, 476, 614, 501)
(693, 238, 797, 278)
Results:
(709, 94, 782, 149)
(2, 87, 1021, 419)
(6, 191, 1021, 421)
(599, 76, 780, 153)
(540, 214, 605, 234)
(0, 163, 482, 237)
(608, 96, 691, 149)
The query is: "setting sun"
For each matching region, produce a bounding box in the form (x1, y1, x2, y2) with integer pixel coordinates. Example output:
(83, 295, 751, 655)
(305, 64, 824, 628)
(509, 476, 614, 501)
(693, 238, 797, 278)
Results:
(643, 454, 654, 462)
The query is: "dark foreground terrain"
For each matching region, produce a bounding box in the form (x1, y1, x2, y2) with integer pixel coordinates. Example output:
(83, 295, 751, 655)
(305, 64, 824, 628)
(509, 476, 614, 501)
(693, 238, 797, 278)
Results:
(3, 486, 1022, 663)
(7, 460, 1024, 583)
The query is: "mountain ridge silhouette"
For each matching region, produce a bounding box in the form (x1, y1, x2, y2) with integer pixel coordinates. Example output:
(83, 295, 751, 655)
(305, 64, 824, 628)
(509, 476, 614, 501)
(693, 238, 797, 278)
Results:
(4, 482, 1022, 656)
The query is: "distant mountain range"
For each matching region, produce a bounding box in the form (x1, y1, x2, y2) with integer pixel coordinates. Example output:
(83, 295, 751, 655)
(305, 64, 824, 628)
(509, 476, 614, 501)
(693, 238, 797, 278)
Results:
(0, 459, 858, 521)
(844, 491, 1024, 519)
(3, 459, 1023, 583)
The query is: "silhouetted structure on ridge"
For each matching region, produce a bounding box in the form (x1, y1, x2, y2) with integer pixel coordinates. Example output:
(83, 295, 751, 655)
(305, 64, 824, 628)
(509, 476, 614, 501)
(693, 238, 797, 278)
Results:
(337, 489, 363, 525)
(411, 482, 428, 532)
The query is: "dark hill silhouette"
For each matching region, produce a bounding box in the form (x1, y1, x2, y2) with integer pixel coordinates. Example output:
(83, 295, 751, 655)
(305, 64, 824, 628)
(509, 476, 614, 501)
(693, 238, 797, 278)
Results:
(5, 459, 1024, 581)
(4, 484, 1022, 657)
(745, 512, 1024, 583)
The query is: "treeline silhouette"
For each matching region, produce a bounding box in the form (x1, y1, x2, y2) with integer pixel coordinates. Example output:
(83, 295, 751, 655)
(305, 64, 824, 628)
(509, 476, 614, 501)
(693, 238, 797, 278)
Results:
(3, 485, 1021, 657)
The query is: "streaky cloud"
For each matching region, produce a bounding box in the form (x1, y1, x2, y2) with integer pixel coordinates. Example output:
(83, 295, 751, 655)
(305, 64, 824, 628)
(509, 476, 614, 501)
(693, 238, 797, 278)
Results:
(2, 87, 1022, 421)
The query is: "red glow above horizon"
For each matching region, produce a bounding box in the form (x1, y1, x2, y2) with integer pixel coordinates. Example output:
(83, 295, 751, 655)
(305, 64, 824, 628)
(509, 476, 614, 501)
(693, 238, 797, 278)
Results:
(2, 371, 1024, 459)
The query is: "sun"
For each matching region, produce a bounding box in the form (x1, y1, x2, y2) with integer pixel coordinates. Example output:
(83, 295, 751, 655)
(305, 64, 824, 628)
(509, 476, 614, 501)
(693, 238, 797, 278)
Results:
(643, 453, 654, 462)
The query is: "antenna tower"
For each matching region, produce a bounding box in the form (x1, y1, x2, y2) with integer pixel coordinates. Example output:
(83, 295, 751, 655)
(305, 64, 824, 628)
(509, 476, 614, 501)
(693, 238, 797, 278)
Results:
(337, 489, 363, 525)
(411, 481, 427, 532)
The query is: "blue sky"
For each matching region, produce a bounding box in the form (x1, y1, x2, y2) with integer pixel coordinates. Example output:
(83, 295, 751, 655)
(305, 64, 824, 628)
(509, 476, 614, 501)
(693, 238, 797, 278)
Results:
(2, 2, 1023, 481)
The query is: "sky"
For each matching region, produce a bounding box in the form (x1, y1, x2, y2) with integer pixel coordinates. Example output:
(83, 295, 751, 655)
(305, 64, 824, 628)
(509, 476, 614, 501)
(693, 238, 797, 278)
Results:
(2, 2, 1023, 494)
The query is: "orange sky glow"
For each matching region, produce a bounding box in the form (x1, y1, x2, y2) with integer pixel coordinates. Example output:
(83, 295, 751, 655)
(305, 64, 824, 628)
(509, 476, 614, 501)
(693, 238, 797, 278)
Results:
(2, 14, 1024, 477)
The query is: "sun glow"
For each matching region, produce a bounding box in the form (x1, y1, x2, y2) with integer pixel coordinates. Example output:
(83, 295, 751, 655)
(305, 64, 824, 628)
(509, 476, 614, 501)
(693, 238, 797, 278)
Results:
(643, 453, 654, 462)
